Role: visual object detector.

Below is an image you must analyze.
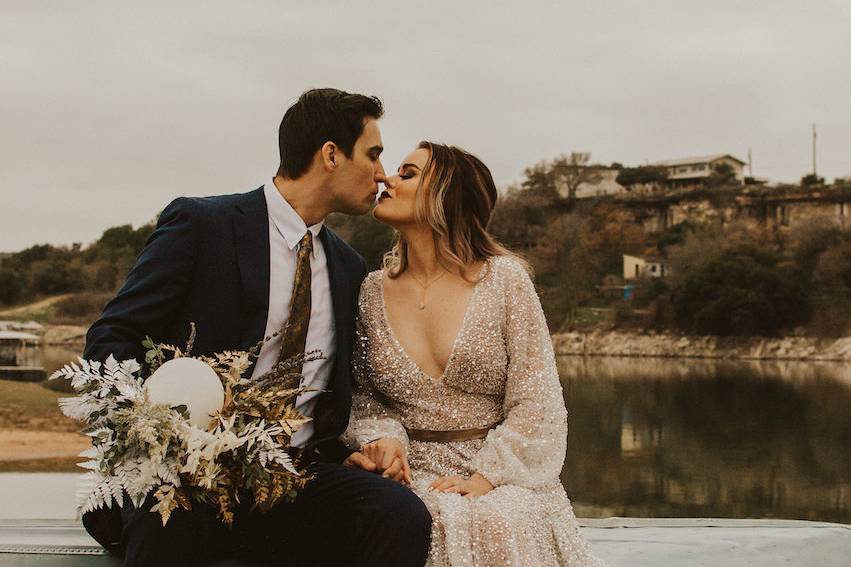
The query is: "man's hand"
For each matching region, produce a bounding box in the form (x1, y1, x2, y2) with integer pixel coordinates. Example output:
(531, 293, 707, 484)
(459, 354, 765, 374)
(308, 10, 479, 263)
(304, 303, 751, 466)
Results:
(361, 438, 412, 484)
(343, 451, 377, 472)
(428, 473, 494, 498)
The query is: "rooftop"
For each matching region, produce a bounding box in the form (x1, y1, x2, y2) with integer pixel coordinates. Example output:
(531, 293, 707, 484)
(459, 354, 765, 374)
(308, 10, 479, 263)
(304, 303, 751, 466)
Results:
(0, 331, 40, 341)
(653, 154, 746, 167)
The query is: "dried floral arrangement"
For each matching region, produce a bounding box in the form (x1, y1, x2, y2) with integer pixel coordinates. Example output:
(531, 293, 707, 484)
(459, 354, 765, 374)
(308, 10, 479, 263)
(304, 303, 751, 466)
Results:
(50, 325, 319, 526)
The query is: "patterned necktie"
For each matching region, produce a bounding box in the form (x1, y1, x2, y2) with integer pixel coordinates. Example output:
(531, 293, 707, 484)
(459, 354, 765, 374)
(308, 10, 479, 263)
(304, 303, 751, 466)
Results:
(278, 231, 313, 389)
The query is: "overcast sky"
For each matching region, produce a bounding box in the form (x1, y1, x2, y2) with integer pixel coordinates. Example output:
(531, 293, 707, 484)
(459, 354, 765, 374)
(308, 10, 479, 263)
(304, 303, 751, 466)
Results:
(2, 0, 850, 252)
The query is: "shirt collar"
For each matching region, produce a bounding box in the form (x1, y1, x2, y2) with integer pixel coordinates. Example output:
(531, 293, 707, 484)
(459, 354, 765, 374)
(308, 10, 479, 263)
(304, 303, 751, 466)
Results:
(263, 181, 324, 255)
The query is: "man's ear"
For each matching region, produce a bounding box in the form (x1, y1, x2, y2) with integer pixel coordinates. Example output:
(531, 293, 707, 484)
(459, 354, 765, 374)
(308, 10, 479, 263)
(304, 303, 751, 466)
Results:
(320, 141, 338, 172)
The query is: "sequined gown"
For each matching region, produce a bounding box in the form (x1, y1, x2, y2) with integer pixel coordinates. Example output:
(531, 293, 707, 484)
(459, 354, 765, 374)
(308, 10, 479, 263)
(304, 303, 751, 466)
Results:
(341, 256, 607, 567)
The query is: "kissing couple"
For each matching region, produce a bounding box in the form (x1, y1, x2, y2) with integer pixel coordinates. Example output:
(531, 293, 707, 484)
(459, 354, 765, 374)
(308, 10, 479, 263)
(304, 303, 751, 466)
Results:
(83, 88, 607, 567)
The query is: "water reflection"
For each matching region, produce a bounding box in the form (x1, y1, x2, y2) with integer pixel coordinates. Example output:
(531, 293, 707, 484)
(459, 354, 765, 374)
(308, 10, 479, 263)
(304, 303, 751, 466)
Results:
(43, 344, 83, 376)
(27, 347, 851, 523)
(560, 356, 851, 523)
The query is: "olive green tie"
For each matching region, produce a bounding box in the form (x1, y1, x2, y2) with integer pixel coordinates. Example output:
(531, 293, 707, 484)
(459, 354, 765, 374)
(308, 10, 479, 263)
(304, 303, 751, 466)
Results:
(278, 231, 313, 389)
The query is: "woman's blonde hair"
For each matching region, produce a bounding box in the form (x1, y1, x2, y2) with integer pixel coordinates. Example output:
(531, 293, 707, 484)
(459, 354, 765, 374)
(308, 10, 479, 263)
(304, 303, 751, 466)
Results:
(383, 141, 527, 280)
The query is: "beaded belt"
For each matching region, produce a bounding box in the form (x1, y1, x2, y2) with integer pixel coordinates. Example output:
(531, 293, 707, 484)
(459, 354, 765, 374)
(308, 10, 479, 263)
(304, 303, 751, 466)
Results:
(406, 424, 497, 443)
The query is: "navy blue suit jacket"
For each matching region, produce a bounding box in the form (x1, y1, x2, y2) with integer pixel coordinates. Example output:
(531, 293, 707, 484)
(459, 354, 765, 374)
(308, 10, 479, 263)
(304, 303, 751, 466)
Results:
(84, 187, 366, 463)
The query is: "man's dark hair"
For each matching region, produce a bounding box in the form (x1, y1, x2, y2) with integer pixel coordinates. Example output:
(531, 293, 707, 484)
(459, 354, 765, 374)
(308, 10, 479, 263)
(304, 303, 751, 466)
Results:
(277, 88, 384, 179)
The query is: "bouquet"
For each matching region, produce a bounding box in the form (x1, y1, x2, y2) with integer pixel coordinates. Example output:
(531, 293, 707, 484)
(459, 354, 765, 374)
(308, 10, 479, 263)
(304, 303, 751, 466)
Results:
(50, 324, 319, 526)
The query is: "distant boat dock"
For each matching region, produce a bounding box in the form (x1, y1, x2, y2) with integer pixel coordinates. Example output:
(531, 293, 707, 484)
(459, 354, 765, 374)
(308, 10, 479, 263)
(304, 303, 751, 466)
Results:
(0, 321, 46, 381)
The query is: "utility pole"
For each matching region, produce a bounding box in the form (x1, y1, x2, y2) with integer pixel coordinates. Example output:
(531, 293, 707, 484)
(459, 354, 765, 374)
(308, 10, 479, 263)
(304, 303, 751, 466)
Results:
(812, 123, 817, 176)
(748, 148, 753, 177)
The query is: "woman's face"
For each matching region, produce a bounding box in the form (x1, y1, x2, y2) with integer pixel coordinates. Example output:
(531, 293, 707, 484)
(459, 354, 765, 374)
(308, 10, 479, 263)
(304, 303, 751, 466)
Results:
(373, 147, 430, 228)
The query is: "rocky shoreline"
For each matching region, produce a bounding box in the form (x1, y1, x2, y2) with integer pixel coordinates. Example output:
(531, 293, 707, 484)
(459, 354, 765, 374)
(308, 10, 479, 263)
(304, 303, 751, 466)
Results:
(32, 324, 851, 362)
(553, 330, 851, 362)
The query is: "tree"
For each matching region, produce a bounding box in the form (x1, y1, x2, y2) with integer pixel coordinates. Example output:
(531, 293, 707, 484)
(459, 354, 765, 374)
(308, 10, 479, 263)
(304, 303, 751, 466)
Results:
(30, 256, 83, 295)
(520, 161, 562, 203)
(670, 243, 809, 336)
(581, 203, 649, 277)
(789, 218, 842, 279)
(525, 214, 599, 330)
(0, 267, 23, 306)
(615, 166, 669, 189)
(703, 163, 738, 187)
(325, 213, 394, 270)
(804, 228, 851, 336)
(552, 152, 603, 202)
(490, 185, 555, 250)
(801, 173, 825, 187)
(656, 221, 696, 252)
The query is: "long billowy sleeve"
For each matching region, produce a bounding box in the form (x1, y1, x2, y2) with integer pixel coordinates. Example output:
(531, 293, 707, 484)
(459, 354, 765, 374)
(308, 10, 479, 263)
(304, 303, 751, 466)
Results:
(471, 259, 568, 489)
(340, 283, 410, 451)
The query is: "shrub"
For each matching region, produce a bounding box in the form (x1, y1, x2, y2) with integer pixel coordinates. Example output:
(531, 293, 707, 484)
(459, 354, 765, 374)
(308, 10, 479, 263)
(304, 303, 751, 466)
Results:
(670, 244, 809, 336)
(616, 166, 669, 187)
(53, 292, 112, 324)
(325, 213, 394, 271)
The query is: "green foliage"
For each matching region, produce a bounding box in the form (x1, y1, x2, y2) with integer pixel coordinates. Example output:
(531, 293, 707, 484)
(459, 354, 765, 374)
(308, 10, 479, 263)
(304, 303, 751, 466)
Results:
(53, 292, 112, 323)
(518, 152, 603, 203)
(142, 336, 182, 374)
(801, 173, 825, 187)
(0, 221, 155, 307)
(631, 277, 670, 307)
(325, 213, 394, 270)
(789, 219, 841, 279)
(803, 230, 851, 336)
(703, 163, 738, 188)
(0, 268, 23, 305)
(670, 243, 809, 336)
(615, 165, 669, 187)
(783, 220, 851, 336)
(492, 167, 651, 330)
(656, 221, 696, 251)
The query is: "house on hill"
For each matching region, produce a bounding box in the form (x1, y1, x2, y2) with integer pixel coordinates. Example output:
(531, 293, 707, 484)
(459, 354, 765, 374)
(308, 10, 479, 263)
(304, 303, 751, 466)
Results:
(653, 154, 746, 188)
(623, 254, 671, 280)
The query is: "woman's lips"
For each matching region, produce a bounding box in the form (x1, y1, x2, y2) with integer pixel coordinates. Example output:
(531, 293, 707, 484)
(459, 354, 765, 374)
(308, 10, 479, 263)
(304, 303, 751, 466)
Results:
(378, 189, 392, 201)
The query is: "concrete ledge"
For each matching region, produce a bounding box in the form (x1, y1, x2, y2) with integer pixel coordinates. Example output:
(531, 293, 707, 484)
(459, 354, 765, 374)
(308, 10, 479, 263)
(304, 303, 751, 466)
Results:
(583, 517, 851, 566)
(2, 518, 849, 566)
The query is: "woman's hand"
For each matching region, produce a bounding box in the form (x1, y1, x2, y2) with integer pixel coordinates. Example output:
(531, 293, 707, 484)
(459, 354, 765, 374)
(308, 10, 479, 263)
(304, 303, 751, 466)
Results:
(361, 438, 412, 484)
(429, 473, 494, 498)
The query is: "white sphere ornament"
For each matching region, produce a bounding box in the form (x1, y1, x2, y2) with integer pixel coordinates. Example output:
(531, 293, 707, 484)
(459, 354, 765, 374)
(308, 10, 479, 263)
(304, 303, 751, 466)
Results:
(144, 357, 224, 429)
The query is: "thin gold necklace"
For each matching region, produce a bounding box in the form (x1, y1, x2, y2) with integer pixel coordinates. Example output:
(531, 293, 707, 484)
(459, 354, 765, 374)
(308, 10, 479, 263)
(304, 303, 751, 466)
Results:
(409, 268, 448, 310)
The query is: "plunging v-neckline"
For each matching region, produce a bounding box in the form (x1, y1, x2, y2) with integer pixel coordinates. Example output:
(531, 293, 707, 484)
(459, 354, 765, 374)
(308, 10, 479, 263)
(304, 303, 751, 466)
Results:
(378, 259, 490, 382)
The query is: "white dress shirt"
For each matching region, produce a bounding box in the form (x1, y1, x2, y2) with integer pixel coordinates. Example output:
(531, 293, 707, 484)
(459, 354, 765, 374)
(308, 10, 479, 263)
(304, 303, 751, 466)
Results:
(250, 182, 336, 447)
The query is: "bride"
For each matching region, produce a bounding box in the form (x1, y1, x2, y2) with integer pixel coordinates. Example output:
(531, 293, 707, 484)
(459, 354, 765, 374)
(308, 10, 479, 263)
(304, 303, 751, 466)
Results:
(341, 141, 608, 566)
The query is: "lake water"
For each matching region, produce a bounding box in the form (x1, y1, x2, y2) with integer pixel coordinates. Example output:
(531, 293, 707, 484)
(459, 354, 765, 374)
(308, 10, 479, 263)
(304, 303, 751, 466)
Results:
(2, 353, 850, 523)
(561, 356, 851, 523)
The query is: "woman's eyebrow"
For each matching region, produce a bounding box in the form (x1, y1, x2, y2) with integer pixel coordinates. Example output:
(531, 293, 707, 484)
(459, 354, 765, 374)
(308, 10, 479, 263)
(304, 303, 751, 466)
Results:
(397, 163, 421, 172)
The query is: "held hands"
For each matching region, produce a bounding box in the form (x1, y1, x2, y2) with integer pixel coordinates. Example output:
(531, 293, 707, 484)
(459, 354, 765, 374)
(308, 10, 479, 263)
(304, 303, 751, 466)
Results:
(343, 438, 412, 484)
(429, 472, 494, 498)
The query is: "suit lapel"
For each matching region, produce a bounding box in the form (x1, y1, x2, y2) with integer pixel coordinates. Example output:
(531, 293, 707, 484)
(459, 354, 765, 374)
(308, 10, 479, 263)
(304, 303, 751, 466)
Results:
(233, 188, 270, 351)
(312, 227, 354, 440)
(319, 227, 352, 347)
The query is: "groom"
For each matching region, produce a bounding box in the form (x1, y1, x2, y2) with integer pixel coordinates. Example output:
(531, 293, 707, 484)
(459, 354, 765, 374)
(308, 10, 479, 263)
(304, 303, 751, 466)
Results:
(83, 88, 431, 566)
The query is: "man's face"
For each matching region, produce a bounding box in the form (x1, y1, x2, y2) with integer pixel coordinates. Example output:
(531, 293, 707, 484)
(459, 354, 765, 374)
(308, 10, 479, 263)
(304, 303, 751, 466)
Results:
(329, 118, 386, 215)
